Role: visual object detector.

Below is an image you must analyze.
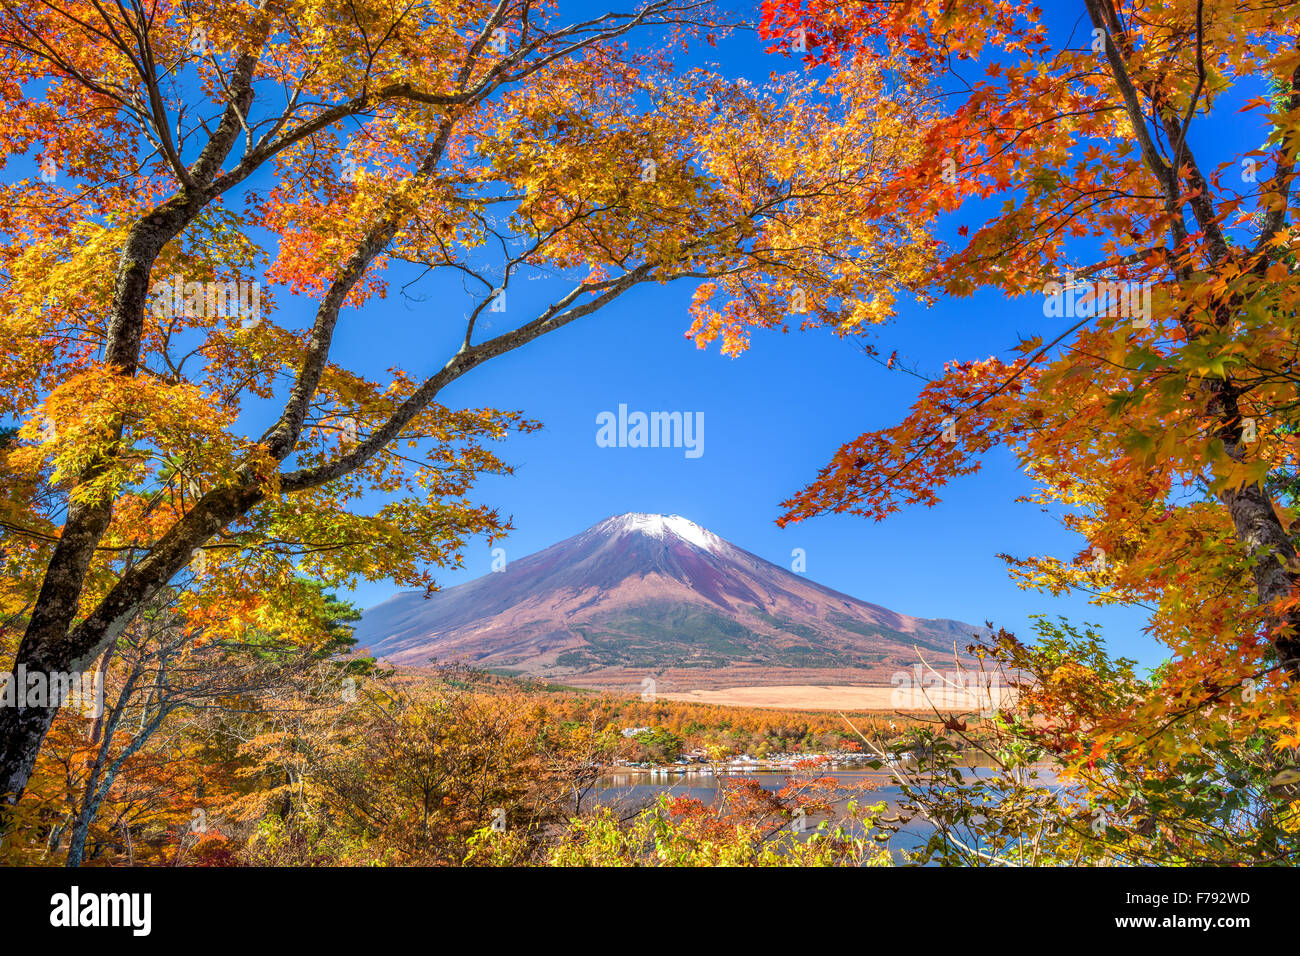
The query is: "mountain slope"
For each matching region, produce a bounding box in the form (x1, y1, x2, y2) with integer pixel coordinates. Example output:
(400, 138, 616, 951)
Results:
(354, 513, 979, 689)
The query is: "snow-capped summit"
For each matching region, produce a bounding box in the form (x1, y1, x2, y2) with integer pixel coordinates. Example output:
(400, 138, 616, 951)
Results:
(595, 513, 725, 552)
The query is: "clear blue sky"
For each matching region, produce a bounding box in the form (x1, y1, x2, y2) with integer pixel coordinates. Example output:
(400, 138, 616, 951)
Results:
(8, 3, 1261, 670)
(323, 3, 1271, 672)
(344, 269, 1159, 657)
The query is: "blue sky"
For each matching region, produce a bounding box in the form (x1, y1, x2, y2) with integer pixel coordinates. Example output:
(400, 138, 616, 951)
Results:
(14, 3, 1269, 669)
(346, 267, 1158, 657)
(327, 2, 1275, 671)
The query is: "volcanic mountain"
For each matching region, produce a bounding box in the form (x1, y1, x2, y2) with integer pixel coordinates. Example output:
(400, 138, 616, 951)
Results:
(354, 513, 980, 690)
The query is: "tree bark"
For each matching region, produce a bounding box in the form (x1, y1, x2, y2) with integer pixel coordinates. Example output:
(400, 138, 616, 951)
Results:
(1220, 482, 1300, 669)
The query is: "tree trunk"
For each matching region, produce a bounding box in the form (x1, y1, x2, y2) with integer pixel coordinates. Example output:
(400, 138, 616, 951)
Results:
(1, 484, 260, 807)
(0, 704, 58, 809)
(1220, 482, 1300, 671)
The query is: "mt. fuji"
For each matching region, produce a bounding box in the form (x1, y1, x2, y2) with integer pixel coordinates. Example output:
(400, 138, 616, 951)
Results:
(353, 513, 980, 689)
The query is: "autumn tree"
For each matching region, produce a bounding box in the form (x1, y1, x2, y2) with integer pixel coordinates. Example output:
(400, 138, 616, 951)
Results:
(0, 580, 362, 865)
(726, 0, 1300, 790)
(229, 666, 614, 864)
(59, 584, 364, 867)
(534, 716, 625, 816)
(527, 772, 890, 867)
(0, 0, 937, 808)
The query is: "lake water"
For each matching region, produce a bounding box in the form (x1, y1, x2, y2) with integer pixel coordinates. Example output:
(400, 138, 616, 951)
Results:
(591, 768, 938, 857)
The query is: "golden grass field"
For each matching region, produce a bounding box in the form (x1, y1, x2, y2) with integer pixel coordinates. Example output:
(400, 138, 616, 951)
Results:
(660, 683, 1013, 712)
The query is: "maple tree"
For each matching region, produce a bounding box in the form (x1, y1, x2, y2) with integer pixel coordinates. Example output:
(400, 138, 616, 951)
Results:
(0, 0, 938, 812)
(736, 0, 1300, 827)
(0, 581, 360, 865)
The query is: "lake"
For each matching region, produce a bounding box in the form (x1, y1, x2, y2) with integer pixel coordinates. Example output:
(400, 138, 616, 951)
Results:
(590, 768, 937, 857)
(590, 763, 1062, 862)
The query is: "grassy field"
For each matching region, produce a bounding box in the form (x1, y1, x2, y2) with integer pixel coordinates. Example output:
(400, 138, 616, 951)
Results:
(661, 683, 1011, 712)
